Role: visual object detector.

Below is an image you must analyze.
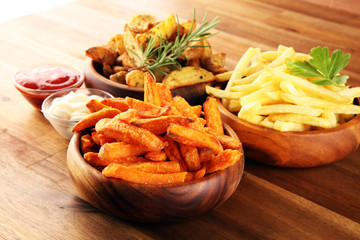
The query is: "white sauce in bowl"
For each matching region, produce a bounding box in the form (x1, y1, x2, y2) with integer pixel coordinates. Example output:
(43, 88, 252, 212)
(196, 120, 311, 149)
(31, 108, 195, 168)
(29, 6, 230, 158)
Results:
(49, 91, 103, 120)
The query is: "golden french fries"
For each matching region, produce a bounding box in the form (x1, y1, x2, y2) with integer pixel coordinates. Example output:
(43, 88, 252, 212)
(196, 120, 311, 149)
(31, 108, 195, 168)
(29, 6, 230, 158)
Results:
(72, 74, 242, 184)
(207, 45, 360, 131)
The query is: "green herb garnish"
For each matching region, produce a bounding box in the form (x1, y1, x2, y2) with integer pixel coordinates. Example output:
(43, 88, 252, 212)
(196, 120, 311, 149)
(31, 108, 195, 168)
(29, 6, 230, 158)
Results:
(286, 46, 351, 87)
(128, 10, 220, 78)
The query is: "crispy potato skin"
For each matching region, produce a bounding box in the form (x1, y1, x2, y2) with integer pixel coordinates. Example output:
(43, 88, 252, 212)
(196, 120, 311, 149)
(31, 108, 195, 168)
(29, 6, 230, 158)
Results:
(85, 13, 228, 89)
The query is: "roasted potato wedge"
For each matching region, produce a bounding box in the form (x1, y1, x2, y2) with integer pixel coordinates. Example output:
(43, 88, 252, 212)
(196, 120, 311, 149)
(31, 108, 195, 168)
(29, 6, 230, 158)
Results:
(205, 53, 228, 74)
(162, 66, 216, 89)
(109, 71, 128, 84)
(125, 70, 145, 87)
(85, 45, 117, 66)
(137, 13, 177, 47)
(128, 14, 157, 34)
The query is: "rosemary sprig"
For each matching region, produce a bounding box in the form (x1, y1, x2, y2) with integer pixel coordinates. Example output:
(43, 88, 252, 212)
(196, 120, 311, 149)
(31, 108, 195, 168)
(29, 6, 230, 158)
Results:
(128, 10, 220, 78)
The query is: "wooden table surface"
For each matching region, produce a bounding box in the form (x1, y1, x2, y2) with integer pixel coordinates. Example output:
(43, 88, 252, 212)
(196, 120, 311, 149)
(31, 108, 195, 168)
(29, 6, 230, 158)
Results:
(1, 0, 360, 239)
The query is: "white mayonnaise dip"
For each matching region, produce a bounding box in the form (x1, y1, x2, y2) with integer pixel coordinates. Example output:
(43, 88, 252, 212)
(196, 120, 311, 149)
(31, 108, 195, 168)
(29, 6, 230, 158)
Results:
(49, 91, 103, 121)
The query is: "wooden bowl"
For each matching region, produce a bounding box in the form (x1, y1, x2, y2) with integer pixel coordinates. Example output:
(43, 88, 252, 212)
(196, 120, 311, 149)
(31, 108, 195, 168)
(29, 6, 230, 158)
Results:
(218, 101, 360, 168)
(84, 58, 212, 105)
(66, 123, 244, 223)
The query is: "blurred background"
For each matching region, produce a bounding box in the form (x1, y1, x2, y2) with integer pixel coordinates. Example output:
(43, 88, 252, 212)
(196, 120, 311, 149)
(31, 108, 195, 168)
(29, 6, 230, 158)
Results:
(1, 0, 359, 23)
(0, 0, 74, 22)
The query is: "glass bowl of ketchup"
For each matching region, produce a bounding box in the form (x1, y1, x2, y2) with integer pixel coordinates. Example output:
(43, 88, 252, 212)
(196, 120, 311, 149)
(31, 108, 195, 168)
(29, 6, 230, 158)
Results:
(13, 65, 85, 110)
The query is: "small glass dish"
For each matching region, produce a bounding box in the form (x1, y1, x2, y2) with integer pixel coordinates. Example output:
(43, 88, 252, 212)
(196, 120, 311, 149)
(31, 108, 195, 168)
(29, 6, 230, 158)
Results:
(41, 88, 114, 140)
(13, 64, 85, 110)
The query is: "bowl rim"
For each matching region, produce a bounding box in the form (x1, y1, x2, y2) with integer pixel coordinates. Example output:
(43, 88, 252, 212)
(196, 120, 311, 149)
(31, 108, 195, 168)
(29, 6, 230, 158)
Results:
(86, 58, 144, 93)
(85, 58, 216, 94)
(69, 121, 245, 188)
(41, 87, 114, 124)
(217, 98, 360, 136)
(13, 64, 85, 94)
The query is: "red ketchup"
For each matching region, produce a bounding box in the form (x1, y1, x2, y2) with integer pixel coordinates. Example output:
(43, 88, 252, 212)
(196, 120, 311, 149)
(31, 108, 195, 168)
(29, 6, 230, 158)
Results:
(13, 66, 83, 110)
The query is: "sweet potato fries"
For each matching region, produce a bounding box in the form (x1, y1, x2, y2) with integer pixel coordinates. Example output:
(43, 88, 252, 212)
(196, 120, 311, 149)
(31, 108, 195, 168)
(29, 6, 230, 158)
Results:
(72, 72, 242, 184)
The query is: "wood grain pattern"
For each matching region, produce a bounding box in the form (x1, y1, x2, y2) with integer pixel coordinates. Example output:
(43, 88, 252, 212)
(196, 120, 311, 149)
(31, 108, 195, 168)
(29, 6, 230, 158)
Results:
(1, 0, 360, 239)
(67, 123, 244, 223)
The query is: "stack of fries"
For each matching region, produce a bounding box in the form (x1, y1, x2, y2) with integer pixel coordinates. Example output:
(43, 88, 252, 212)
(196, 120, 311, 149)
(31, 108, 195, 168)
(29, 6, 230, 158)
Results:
(72, 73, 242, 184)
(207, 45, 360, 131)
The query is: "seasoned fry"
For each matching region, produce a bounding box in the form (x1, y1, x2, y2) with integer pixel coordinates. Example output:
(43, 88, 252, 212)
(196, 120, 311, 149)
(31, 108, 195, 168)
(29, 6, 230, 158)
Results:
(163, 136, 188, 171)
(86, 152, 147, 167)
(203, 97, 224, 135)
(113, 109, 139, 123)
(99, 142, 148, 161)
(80, 134, 96, 154)
(101, 98, 129, 111)
(132, 116, 193, 134)
(156, 83, 173, 107)
(91, 131, 115, 145)
(72, 107, 121, 132)
(185, 166, 206, 181)
(213, 134, 242, 150)
(102, 163, 187, 184)
(95, 118, 165, 151)
(128, 161, 180, 173)
(125, 97, 164, 118)
(144, 72, 162, 106)
(193, 167, 206, 179)
(172, 96, 204, 130)
(206, 149, 242, 173)
(191, 105, 202, 117)
(179, 143, 201, 171)
(198, 149, 215, 163)
(84, 152, 103, 166)
(167, 123, 223, 154)
(144, 150, 168, 162)
(86, 99, 109, 113)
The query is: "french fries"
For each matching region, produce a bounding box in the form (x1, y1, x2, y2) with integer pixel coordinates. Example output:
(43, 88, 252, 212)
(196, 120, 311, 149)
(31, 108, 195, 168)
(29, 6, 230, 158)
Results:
(206, 45, 360, 131)
(73, 74, 242, 184)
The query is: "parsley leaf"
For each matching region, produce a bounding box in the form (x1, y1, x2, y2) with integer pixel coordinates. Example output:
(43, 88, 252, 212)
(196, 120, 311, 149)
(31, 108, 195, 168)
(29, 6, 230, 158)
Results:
(286, 46, 351, 87)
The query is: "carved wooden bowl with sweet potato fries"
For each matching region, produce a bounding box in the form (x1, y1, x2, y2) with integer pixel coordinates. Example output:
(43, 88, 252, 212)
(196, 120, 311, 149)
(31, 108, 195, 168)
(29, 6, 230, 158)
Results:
(84, 12, 228, 105)
(67, 73, 244, 222)
(207, 45, 360, 168)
